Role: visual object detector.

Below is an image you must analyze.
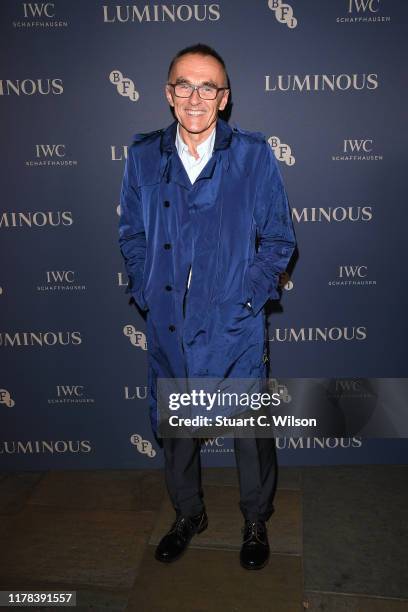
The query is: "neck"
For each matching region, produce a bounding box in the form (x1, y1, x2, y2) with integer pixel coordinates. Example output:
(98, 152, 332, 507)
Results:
(178, 120, 216, 159)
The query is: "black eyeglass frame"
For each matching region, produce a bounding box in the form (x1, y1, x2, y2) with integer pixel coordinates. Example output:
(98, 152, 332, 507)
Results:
(167, 82, 229, 100)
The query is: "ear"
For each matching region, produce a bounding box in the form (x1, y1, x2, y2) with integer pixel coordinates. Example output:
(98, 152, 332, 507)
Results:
(165, 85, 174, 107)
(219, 89, 230, 111)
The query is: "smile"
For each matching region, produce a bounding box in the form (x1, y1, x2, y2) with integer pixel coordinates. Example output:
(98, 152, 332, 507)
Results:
(185, 110, 206, 116)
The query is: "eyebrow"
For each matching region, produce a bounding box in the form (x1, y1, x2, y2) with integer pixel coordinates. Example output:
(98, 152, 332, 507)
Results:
(174, 77, 219, 88)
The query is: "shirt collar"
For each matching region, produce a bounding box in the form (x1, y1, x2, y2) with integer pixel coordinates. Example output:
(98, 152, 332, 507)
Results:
(160, 117, 233, 154)
(175, 122, 216, 159)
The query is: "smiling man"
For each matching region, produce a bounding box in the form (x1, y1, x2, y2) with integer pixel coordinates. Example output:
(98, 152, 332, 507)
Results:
(118, 43, 296, 570)
(165, 51, 229, 153)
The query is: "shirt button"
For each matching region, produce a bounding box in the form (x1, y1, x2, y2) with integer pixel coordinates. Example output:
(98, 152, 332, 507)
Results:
(163, 201, 170, 207)
(165, 285, 172, 291)
(164, 243, 171, 250)
(168, 324, 176, 332)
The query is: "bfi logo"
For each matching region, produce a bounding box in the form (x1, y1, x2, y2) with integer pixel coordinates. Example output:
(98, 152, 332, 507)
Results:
(268, 136, 295, 166)
(123, 325, 148, 351)
(109, 70, 139, 102)
(268, 379, 291, 402)
(279, 271, 294, 291)
(130, 434, 156, 458)
(268, 0, 297, 28)
(0, 389, 15, 407)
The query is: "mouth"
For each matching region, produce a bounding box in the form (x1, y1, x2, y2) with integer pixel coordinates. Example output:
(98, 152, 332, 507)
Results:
(184, 109, 206, 116)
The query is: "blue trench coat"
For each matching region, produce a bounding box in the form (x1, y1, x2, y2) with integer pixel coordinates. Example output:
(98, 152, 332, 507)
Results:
(118, 118, 296, 440)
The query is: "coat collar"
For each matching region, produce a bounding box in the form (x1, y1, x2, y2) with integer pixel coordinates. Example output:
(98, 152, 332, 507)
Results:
(159, 117, 232, 188)
(160, 117, 233, 154)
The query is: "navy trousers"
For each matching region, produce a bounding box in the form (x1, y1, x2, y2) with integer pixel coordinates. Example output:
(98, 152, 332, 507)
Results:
(162, 435, 278, 522)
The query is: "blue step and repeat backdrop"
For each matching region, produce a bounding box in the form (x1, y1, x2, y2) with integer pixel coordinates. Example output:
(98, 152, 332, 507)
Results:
(1, 0, 407, 469)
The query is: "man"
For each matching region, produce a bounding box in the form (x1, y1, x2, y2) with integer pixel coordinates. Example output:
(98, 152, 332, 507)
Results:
(118, 44, 296, 570)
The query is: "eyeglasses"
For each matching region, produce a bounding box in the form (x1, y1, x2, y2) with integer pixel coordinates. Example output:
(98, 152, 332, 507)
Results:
(167, 82, 229, 100)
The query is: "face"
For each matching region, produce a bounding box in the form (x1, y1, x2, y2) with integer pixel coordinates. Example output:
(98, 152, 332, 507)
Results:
(165, 53, 230, 138)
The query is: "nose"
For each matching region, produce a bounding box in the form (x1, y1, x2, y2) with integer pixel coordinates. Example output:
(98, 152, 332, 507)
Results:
(189, 88, 201, 105)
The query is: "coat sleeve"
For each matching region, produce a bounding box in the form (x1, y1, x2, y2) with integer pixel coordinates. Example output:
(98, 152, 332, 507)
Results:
(118, 146, 149, 311)
(246, 141, 296, 317)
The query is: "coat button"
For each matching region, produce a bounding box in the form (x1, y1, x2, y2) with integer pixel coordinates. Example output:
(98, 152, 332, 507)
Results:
(163, 200, 170, 207)
(164, 243, 171, 249)
(168, 324, 176, 332)
(165, 285, 172, 291)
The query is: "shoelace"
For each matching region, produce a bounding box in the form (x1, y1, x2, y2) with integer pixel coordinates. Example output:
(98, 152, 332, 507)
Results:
(169, 516, 194, 539)
(242, 521, 267, 544)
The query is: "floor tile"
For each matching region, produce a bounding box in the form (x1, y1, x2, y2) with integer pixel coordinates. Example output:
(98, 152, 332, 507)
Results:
(126, 546, 303, 612)
(0, 506, 155, 590)
(0, 471, 45, 514)
(304, 591, 408, 611)
(302, 466, 408, 599)
(277, 466, 302, 490)
(28, 470, 165, 512)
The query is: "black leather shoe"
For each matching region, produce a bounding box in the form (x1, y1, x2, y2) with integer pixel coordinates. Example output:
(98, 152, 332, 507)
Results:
(240, 520, 270, 570)
(155, 510, 208, 563)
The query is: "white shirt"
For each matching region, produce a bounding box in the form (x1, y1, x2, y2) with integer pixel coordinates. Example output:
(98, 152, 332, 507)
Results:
(175, 123, 216, 289)
(175, 122, 216, 184)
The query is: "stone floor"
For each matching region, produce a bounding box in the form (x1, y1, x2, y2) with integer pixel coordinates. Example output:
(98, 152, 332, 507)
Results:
(0, 465, 407, 611)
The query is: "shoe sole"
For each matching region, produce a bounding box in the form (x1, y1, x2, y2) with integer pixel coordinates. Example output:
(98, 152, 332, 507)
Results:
(155, 519, 208, 564)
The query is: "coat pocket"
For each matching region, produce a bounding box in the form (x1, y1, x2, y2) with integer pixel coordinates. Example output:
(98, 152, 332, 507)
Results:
(241, 265, 255, 314)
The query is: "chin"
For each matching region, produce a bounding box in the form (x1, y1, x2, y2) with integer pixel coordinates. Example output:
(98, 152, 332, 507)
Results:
(181, 117, 213, 134)
(182, 122, 206, 134)
(188, 125, 207, 134)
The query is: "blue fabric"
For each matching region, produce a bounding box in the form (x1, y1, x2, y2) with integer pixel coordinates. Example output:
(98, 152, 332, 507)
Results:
(118, 118, 297, 440)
